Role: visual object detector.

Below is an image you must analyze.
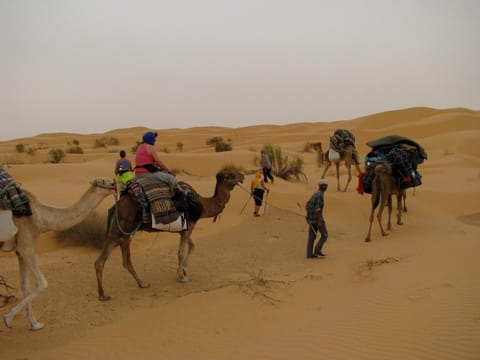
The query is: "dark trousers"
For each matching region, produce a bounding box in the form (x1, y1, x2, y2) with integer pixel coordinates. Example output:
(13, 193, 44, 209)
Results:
(306, 223, 328, 257)
(263, 167, 274, 183)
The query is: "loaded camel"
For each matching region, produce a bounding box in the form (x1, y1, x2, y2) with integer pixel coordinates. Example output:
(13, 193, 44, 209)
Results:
(94, 166, 245, 301)
(365, 163, 405, 242)
(2, 178, 116, 330)
(321, 143, 361, 192)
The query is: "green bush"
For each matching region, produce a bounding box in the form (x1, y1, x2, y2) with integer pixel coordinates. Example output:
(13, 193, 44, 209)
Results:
(66, 145, 84, 154)
(131, 141, 141, 153)
(262, 144, 307, 182)
(15, 144, 25, 153)
(94, 136, 119, 148)
(49, 148, 65, 163)
(206, 136, 232, 152)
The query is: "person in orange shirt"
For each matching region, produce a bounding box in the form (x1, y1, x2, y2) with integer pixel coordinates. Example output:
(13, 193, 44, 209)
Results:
(250, 171, 270, 216)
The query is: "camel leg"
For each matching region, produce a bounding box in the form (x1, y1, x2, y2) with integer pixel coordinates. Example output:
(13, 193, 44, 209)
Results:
(343, 163, 352, 192)
(120, 236, 150, 289)
(335, 163, 341, 191)
(386, 196, 393, 231)
(402, 191, 408, 212)
(365, 209, 375, 242)
(4, 248, 47, 330)
(377, 200, 389, 237)
(396, 193, 404, 225)
(94, 237, 120, 301)
(321, 161, 331, 179)
(177, 228, 195, 283)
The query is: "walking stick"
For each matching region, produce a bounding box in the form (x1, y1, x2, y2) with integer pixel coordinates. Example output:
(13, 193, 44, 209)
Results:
(263, 191, 269, 215)
(240, 193, 252, 214)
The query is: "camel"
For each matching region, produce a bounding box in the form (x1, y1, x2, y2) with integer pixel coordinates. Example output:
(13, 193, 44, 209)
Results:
(2, 177, 116, 330)
(94, 166, 245, 301)
(365, 163, 405, 242)
(321, 144, 362, 192)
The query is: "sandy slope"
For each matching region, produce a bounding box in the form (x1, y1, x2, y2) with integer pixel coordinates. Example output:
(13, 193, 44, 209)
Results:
(1, 107, 479, 359)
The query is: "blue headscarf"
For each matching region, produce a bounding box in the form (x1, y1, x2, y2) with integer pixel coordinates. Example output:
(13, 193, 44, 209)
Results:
(142, 131, 157, 145)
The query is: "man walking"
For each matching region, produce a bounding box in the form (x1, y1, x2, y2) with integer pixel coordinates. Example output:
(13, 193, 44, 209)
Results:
(260, 149, 274, 184)
(305, 179, 329, 258)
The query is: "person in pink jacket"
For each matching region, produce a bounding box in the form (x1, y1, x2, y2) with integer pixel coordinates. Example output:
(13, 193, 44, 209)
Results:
(135, 131, 183, 196)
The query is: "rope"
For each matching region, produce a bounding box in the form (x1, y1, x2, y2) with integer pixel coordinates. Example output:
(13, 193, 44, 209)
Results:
(112, 190, 143, 236)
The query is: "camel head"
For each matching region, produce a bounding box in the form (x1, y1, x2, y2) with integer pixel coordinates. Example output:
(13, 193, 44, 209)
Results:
(216, 166, 245, 190)
(90, 177, 117, 191)
(309, 142, 323, 152)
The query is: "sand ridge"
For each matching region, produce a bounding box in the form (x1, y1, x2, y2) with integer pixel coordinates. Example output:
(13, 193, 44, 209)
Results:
(1, 107, 479, 359)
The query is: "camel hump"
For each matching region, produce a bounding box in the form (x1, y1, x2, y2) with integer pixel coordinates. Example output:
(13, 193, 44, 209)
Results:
(330, 129, 356, 152)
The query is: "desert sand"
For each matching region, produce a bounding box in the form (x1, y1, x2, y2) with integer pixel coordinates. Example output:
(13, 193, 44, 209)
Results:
(1, 107, 479, 360)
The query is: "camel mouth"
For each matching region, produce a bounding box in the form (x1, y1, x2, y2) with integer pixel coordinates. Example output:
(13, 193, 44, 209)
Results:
(91, 178, 117, 191)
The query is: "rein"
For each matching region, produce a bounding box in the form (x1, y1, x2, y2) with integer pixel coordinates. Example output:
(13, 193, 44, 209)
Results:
(91, 179, 141, 236)
(112, 190, 143, 236)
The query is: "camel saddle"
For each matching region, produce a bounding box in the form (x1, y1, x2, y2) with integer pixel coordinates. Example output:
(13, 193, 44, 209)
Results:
(126, 176, 180, 225)
(0, 168, 31, 216)
(361, 135, 427, 193)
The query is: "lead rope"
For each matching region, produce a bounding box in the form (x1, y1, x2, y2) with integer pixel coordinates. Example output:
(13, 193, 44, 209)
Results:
(112, 187, 143, 236)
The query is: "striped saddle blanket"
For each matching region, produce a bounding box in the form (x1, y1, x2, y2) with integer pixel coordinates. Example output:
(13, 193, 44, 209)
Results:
(0, 168, 31, 216)
(128, 176, 180, 225)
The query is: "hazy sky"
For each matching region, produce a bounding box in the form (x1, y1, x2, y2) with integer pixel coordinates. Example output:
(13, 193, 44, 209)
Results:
(1, 0, 479, 141)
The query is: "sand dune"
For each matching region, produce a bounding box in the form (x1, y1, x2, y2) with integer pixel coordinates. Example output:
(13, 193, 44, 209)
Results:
(1, 107, 479, 359)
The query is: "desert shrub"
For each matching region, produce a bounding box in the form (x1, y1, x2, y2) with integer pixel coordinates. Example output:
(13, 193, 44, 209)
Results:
(206, 136, 232, 152)
(176, 142, 184, 152)
(72, 139, 80, 145)
(15, 144, 25, 153)
(94, 136, 119, 148)
(55, 211, 108, 249)
(66, 145, 84, 154)
(303, 142, 312, 153)
(131, 141, 141, 153)
(220, 163, 245, 174)
(262, 144, 307, 182)
(26, 148, 36, 155)
(49, 148, 65, 163)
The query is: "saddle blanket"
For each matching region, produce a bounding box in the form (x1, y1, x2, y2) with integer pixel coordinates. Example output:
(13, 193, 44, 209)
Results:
(0, 209, 18, 243)
(0, 168, 31, 216)
(131, 175, 180, 224)
(151, 212, 187, 232)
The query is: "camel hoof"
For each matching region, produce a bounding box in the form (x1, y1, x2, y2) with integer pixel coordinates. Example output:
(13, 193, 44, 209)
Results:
(99, 295, 112, 302)
(4, 315, 12, 328)
(139, 281, 150, 289)
(398, 221, 403, 226)
(365, 238, 371, 242)
(177, 277, 191, 283)
(381, 232, 389, 237)
(29, 322, 45, 331)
